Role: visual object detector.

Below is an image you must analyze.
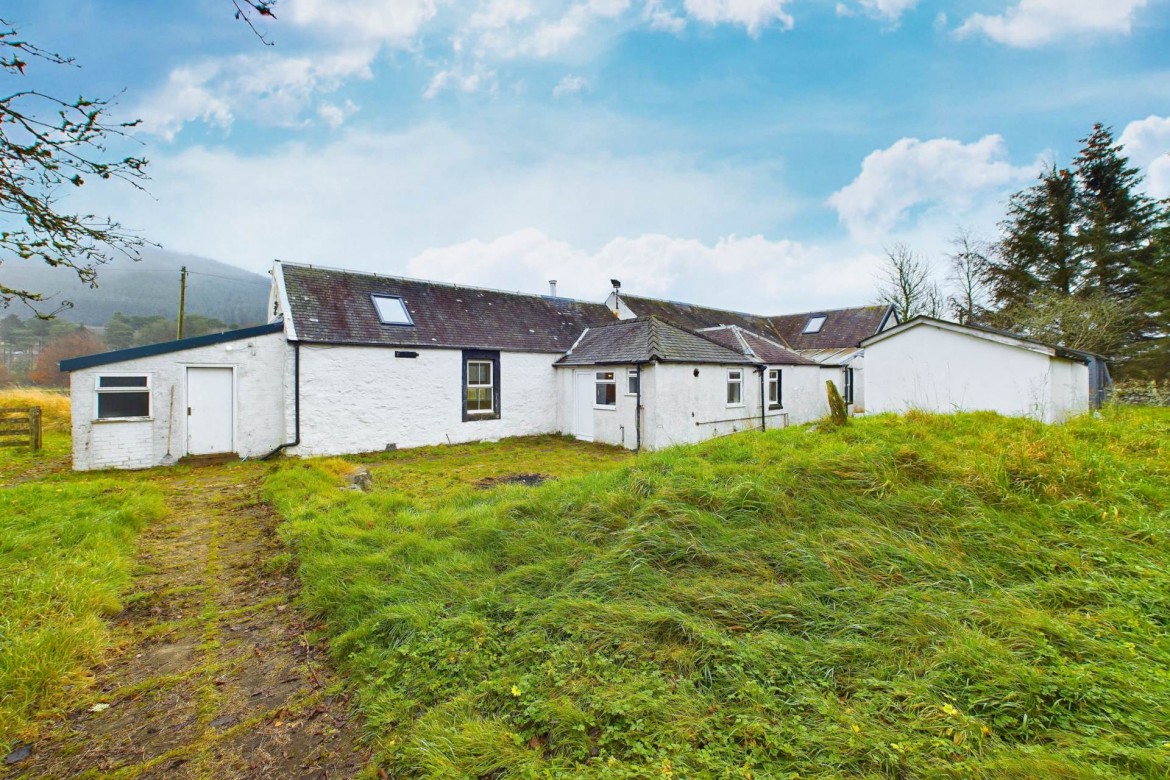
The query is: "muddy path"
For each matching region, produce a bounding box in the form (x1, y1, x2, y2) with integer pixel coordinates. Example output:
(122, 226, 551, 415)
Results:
(4, 466, 368, 779)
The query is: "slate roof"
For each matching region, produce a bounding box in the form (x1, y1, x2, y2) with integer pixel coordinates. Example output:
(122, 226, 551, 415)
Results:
(556, 318, 756, 366)
(697, 326, 818, 366)
(618, 295, 778, 336)
(280, 263, 616, 352)
(769, 305, 895, 350)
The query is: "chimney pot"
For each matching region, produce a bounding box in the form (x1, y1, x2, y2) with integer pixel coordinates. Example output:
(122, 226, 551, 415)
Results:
(549, 280, 558, 296)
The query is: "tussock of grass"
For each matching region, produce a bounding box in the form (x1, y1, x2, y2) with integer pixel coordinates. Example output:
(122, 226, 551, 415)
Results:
(0, 478, 166, 752)
(0, 387, 71, 433)
(267, 411, 1170, 778)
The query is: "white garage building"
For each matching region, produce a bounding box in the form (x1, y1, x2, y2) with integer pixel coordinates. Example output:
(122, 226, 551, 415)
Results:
(861, 317, 1098, 423)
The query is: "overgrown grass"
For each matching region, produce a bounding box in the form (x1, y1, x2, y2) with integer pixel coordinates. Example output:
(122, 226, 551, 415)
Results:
(0, 387, 71, 432)
(0, 389, 166, 754)
(267, 411, 1170, 778)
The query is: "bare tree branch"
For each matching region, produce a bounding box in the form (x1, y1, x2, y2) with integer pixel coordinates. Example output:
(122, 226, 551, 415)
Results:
(233, 0, 278, 46)
(876, 242, 944, 321)
(946, 227, 993, 324)
(0, 19, 150, 315)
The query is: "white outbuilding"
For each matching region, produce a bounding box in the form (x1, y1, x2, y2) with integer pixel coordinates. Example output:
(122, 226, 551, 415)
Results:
(860, 317, 1100, 423)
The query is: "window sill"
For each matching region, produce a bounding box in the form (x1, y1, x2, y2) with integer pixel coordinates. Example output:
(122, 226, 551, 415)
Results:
(594, 405, 617, 411)
(93, 416, 153, 424)
(726, 403, 746, 409)
(768, 405, 784, 411)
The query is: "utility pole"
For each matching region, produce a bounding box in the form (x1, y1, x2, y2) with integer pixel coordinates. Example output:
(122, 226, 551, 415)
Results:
(177, 266, 188, 340)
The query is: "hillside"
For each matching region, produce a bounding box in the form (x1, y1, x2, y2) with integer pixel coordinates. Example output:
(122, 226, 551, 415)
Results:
(267, 410, 1170, 779)
(1, 249, 270, 327)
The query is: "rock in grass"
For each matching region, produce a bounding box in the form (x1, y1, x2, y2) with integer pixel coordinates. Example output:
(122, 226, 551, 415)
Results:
(4, 745, 31, 765)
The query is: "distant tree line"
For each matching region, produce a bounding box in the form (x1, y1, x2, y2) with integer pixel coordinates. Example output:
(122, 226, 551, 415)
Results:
(0, 312, 237, 388)
(877, 123, 1170, 380)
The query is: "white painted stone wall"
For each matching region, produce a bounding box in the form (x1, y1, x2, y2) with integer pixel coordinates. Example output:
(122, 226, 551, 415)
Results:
(289, 346, 561, 456)
(70, 331, 289, 470)
(863, 324, 1090, 422)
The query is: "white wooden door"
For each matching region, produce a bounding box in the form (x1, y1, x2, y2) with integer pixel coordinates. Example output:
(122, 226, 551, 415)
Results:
(187, 367, 234, 455)
(573, 372, 594, 441)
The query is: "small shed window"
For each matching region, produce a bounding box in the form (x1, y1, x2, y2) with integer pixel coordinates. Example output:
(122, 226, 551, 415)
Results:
(96, 375, 151, 419)
(626, 368, 639, 396)
(843, 367, 855, 405)
(595, 371, 617, 408)
(726, 369, 743, 406)
(768, 369, 782, 409)
(371, 294, 413, 325)
(803, 315, 827, 334)
(466, 361, 494, 414)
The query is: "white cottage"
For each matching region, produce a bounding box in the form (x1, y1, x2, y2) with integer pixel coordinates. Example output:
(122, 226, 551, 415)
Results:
(860, 317, 1100, 422)
(62, 262, 838, 470)
(60, 263, 1102, 471)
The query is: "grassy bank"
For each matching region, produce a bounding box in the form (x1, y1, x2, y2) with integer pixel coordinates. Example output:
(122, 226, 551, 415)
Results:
(268, 411, 1170, 778)
(0, 390, 166, 754)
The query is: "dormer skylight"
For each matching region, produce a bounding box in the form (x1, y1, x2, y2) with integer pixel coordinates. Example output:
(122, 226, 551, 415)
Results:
(371, 294, 413, 326)
(803, 315, 827, 334)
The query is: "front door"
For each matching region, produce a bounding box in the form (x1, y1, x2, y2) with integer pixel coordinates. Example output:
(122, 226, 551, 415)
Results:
(573, 371, 594, 441)
(187, 367, 234, 455)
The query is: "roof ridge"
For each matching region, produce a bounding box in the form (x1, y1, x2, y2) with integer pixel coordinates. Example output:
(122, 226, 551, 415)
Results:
(278, 260, 602, 307)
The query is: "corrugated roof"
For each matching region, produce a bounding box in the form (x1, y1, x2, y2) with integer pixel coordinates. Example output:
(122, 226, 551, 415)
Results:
(60, 322, 285, 372)
(618, 295, 778, 336)
(697, 326, 818, 366)
(556, 318, 756, 366)
(769, 305, 895, 350)
(280, 263, 616, 352)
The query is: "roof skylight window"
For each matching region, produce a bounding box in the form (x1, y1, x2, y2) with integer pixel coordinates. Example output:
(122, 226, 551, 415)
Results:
(803, 315, 827, 334)
(371, 294, 413, 326)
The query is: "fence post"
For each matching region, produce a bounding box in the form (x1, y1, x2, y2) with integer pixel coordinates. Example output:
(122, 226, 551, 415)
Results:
(29, 407, 42, 451)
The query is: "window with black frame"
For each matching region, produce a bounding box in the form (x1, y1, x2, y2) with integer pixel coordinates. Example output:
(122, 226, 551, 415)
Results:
(96, 375, 151, 419)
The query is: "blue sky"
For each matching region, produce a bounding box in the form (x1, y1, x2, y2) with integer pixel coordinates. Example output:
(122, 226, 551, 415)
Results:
(8, 0, 1170, 313)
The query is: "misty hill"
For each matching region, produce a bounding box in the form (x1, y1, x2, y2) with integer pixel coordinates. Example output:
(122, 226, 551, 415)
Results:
(1, 249, 271, 327)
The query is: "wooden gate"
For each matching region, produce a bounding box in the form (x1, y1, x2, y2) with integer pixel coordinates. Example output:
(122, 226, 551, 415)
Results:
(0, 407, 42, 451)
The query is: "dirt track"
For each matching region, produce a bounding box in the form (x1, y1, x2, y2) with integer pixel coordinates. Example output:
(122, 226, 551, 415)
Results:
(4, 466, 367, 779)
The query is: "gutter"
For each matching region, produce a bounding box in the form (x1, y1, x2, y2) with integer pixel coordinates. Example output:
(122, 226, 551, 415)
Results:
(759, 365, 766, 433)
(635, 363, 643, 452)
(262, 341, 301, 460)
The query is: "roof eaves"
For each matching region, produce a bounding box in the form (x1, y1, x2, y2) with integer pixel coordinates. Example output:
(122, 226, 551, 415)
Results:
(60, 321, 286, 372)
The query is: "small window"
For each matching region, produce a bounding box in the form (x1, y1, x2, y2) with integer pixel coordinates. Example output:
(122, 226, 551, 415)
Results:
(843, 367, 855, 405)
(96, 375, 151, 419)
(626, 368, 639, 396)
(726, 369, 743, 406)
(371, 294, 413, 325)
(466, 360, 494, 414)
(595, 371, 617, 407)
(768, 369, 782, 409)
(803, 315, 827, 334)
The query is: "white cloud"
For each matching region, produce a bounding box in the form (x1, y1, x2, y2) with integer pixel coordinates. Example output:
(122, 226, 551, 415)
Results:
(285, 0, 440, 44)
(836, 0, 920, 21)
(956, 0, 1151, 48)
(644, 0, 687, 31)
(1121, 115, 1170, 199)
(553, 74, 589, 97)
(407, 229, 878, 313)
(828, 135, 1035, 240)
(424, 64, 498, 98)
(682, 0, 795, 35)
(317, 100, 360, 128)
(136, 48, 376, 139)
(82, 123, 801, 292)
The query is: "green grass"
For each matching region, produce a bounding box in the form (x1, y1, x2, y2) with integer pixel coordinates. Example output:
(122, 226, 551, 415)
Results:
(268, 411, 1170, 779)
(0, 441, 166, 754)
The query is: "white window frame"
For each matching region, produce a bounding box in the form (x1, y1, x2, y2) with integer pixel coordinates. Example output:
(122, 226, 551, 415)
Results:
(626, 368, 639, 396)
(726, 369, 744, 407)
(94, 374, 152, 421)
(595, 371, 617, 409)
(803, 315, 827, 334)
(466, 360, 494, 415)
(767, 368, 782, 409)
